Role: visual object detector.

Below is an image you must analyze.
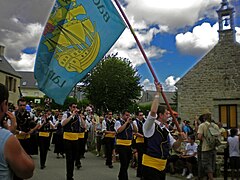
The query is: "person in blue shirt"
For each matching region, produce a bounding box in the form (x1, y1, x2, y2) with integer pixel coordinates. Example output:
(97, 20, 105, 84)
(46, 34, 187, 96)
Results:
(0, 83, 34, 180)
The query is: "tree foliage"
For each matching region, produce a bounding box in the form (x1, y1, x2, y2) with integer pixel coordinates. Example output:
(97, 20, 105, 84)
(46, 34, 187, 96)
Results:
(82, 55, 142, 113)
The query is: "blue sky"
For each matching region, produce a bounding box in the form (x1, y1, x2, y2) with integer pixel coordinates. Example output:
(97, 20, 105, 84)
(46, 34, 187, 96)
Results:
(0, 0, 239, 92)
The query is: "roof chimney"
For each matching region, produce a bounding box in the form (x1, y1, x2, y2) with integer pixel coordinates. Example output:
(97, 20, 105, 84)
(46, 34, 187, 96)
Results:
(0, 45, 5, 57)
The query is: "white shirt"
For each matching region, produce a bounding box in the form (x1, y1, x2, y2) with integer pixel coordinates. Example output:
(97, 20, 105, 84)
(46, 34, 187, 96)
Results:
(143, 113, 175, 147)
(133, 120, 138, 131)
(228, 136, 240, 157)
(114, 119, 133, 132)
(185, 142, 198, 158)
(102, 119, 115, 132)
(133, 119, 144, 132)
(39, 117, 54, 127)
(61, 113, 81, 126)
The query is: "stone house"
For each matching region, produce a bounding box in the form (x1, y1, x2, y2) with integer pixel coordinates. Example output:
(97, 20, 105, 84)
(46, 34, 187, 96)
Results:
(175, 1, 240, 128)
(0, 45, 21, 105)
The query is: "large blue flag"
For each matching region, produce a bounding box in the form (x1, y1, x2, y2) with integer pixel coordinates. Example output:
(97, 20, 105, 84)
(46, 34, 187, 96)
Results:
(34, 0, 126, 104)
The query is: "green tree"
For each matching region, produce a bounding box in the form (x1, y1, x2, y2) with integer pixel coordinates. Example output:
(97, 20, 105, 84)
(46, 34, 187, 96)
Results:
(83, 55, 142, 113)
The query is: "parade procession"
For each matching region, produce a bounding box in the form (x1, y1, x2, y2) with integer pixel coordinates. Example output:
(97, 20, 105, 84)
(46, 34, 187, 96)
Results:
(0, 0, 240, 180)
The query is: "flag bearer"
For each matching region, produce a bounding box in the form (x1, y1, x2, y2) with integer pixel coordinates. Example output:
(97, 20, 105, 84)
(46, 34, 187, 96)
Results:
(142, 82, 183, 180)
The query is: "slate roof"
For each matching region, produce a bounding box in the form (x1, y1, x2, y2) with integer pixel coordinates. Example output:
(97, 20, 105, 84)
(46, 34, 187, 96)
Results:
(138, 90, 176, 104)
(17, 71, 38, 89)
(0, 55, 21, 78)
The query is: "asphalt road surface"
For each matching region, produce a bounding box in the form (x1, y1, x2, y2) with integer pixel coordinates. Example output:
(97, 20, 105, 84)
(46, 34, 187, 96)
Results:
(26, 145, 185, 180)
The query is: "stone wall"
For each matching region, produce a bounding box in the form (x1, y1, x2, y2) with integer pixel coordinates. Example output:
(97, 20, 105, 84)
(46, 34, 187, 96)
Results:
(176, 38, 240, 121)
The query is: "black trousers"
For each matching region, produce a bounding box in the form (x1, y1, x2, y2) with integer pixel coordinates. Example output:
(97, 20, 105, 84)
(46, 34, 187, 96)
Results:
(64, 139, 79, 180)
(54, 134, 64, 154)
(19, 138, 31, 155)
(105, 138, 115, 165)
(75, 138, 84, 166)
(136, 143, 144, 177)
(142, 165, 166, 180)
(38, 136, 49, 167)
(117, 145, 132, 180)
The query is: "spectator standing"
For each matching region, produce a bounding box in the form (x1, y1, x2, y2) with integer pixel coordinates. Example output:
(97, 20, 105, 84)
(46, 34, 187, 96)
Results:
(227, 128, 240, 180)
(84, 106, 94, 152)
(95, 116, 104, 157)
(183, 120, 194, 136)
(218, 122, 227, 141)
(0, 83, 34, 179)
(197, 113, 219, 180)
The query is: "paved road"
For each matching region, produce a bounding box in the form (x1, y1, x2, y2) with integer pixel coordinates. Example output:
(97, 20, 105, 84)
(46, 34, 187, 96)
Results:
(27, 145, 184, 180)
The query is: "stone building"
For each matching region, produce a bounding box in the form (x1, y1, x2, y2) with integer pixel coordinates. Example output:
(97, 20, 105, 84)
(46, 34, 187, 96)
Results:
(175, 0, 240, 129)
(138, 90, 176, 106)
(0, 45, 21, 105)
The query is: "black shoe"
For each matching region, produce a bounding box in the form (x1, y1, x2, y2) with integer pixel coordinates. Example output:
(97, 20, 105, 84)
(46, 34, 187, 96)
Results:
(60, 153, 65, 158)
(75, 163, 82, 169)
(108, 165, 113, 168)
(40, 165, 46, 169)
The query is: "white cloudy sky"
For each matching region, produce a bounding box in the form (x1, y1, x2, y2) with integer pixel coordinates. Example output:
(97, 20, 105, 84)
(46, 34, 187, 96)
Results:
(0, 0, 239, 92)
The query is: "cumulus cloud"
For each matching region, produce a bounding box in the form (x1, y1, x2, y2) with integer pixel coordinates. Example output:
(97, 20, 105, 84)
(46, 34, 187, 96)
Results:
(124, 0, 221, 30)
(0, 0, 54, 60)
(2, 21, 43, 60)
(176, 22, 219, 56)
(8, 53, 36, 71)
(163, 76, 180, 92)
(141, 76, 180, 92)
(176, 22, 240, 56)
(0, 0, 223, 71)
(141, 79, 155, 91)
(109, 26, 166, 67)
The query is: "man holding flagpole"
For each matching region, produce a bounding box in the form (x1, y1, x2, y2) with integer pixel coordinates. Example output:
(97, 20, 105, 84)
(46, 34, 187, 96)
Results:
(142, 82, 184, 180)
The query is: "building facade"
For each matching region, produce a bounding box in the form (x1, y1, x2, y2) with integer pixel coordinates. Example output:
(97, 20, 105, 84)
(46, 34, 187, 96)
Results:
(18, 71, 45, 100)
(175, 0, 240, 128)
(0, 45, 21, 105)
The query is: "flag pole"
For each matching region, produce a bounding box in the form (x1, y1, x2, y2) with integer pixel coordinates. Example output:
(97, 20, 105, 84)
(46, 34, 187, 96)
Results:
(113, 0, 181, 132)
